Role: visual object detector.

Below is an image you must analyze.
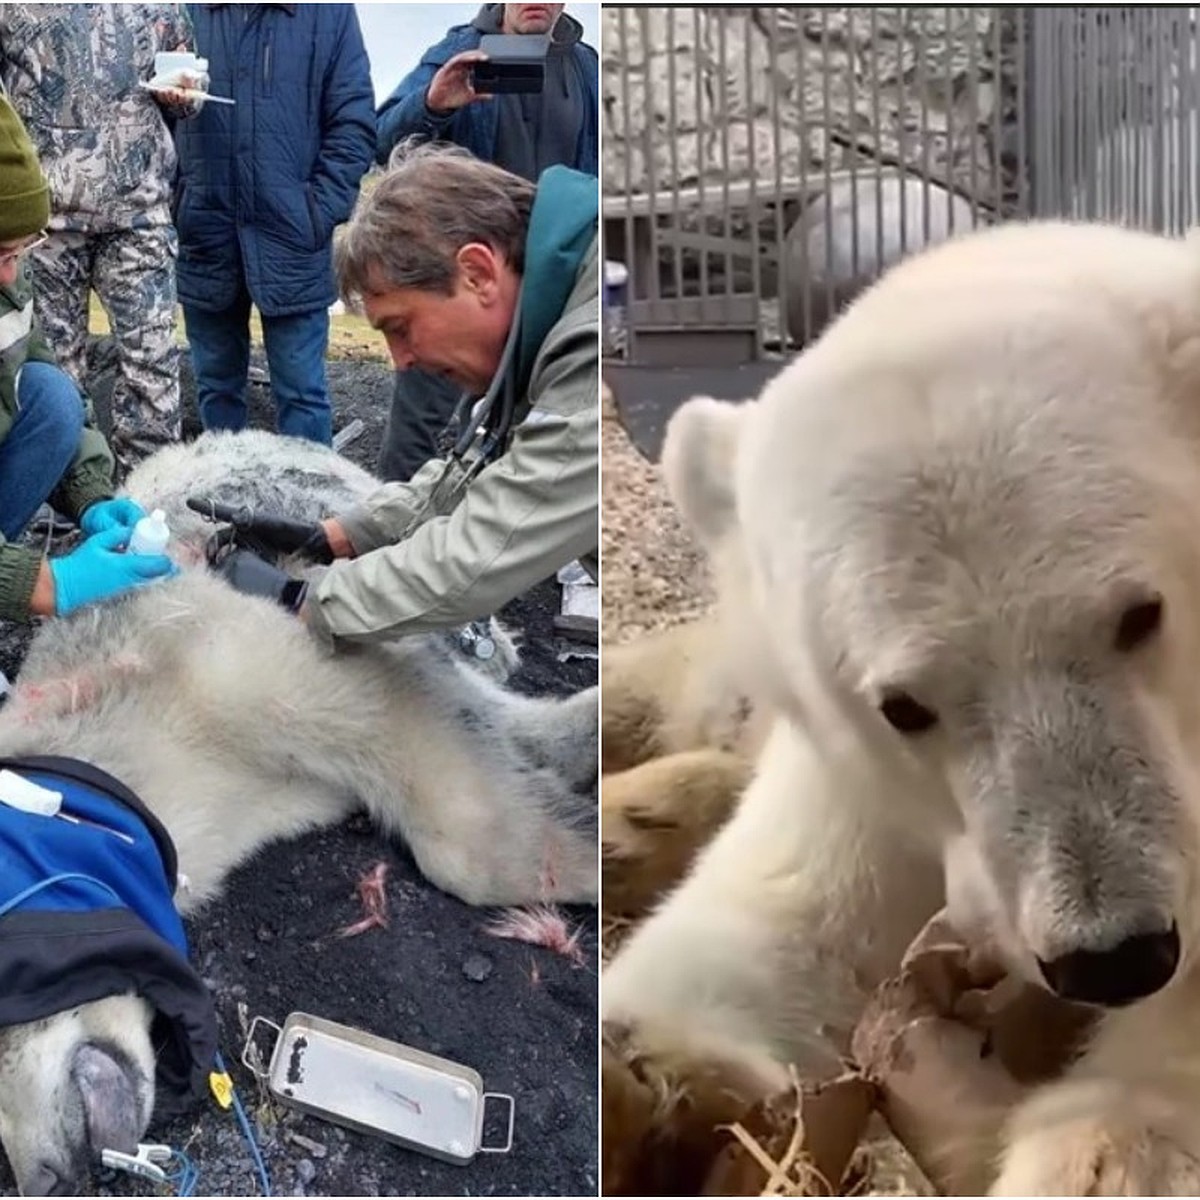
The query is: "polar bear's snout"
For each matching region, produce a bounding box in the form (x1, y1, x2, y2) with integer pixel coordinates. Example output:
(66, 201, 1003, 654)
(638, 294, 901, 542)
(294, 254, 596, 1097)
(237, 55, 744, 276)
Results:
(1037, 923, 1180, 1006)
(971, 672, 1191, 1009)
(0, 995, 155, 1197)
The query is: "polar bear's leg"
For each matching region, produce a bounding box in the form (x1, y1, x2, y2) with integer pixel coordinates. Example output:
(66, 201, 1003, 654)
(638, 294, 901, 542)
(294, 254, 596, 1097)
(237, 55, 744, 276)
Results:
(993, 984, 1200, 1195)
(602, 747, 750, 921)
(603, 716, 943, 1085)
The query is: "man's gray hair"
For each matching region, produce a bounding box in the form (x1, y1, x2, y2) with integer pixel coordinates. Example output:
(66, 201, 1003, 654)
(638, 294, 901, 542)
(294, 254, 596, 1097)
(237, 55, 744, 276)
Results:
(335, 139, 536, 303)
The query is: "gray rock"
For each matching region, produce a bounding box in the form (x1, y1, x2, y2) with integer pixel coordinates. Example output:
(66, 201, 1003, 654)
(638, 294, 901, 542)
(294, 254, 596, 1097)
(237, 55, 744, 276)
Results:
(295, 1158, 317, 1185)
(287, 1132, 327, 1159)
(462, 953, 493, 982)
(784, 173, 978, 339)
(603, 5, 1016, 204)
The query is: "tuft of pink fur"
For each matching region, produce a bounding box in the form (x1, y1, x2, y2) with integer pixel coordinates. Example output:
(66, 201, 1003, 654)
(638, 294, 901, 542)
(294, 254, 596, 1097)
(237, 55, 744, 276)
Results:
(13, 673, 96, 720)
(483, 904, 586, 967)
(337, 861, 390, 938)
(11, 654, 149, 723)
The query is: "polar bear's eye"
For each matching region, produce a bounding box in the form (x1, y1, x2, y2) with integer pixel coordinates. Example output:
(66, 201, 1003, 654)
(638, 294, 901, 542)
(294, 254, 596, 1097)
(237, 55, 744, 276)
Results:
(1115, 597, 1163, 652)
(879, 691, 939, 734)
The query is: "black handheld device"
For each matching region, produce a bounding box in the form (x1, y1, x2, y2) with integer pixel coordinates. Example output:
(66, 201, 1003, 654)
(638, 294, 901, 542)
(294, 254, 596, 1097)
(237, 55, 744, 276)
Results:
(471, 33, 551, 95)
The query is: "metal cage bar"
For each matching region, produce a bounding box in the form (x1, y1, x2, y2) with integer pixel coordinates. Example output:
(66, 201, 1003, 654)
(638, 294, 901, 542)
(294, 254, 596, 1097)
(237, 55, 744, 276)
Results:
(600, 6, 1200, 367)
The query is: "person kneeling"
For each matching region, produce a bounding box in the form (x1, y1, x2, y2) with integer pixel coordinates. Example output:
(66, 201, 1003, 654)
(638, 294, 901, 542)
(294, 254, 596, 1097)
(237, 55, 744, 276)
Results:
(0, 96, 175, 626)
(209, 142, 599, 649)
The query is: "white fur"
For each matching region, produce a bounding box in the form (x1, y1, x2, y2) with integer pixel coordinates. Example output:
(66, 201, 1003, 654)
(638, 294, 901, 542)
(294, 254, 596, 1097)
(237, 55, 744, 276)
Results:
(604, 221, 1200, 1194)
(0, 430, 596, 1195)
(0, 995, 154, 1196)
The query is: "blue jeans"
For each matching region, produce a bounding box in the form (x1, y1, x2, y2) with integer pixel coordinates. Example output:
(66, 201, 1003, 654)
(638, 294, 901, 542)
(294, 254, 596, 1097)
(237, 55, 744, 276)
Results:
(183, 288, 332, 445)
(0, 361, 86, 540)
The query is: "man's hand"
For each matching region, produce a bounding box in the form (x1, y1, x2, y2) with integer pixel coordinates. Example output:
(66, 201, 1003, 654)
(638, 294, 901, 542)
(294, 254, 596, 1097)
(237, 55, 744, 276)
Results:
(425, 50, 492, 114)
(47, 527, 179, 617)
(148, 65, 209, 111)
(320, 518, 355, 560)
(80, 496, 145, 537)
(214, 549, 309, 614)
(150, 79, 201, 106)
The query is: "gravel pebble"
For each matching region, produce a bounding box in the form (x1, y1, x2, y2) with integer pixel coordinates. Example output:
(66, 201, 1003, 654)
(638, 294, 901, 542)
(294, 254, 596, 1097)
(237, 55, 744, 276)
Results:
(287, 1132, 327, 1159)
(461, 953, 493, 982)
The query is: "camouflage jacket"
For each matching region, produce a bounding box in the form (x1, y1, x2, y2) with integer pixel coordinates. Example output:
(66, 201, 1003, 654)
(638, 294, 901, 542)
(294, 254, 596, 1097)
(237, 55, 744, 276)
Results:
(0, 4, 199, 232)
(0, 269, 116, 623)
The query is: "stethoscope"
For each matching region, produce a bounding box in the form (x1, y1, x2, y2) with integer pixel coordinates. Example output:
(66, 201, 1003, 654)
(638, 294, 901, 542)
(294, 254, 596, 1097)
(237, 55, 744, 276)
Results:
(448, 283, 525, 482)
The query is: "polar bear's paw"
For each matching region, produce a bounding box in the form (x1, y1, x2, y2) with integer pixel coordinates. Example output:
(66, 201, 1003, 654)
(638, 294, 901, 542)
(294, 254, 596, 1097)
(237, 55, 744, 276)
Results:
(602, 747, 750, 921)
(994, 1089, 1200, 1196)
(602, 1018, 788, 1196)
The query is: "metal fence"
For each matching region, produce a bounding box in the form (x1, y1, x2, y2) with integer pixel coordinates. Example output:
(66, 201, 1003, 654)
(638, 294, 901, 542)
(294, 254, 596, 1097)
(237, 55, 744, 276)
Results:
(1030, 7, 1200, 230)
(603, 6, 1200, 366)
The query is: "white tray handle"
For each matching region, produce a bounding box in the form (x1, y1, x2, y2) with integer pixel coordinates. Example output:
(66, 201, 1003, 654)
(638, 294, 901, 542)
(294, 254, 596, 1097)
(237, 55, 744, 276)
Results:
(479, 1092, 515, 1154)
(240, 1015, 282, 1079)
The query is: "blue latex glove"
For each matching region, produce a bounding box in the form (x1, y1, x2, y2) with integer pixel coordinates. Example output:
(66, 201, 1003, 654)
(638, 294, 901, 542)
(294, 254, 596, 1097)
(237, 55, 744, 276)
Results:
(49, 526, 179, 617)
(80, 496, 146, 537)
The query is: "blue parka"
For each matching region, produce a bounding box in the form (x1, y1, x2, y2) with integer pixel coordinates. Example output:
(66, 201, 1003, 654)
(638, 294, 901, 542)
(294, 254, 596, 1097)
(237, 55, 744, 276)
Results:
(174, 3, 375, 317)
(375, 6, 598, 178)
(0, 756, 216, 1118)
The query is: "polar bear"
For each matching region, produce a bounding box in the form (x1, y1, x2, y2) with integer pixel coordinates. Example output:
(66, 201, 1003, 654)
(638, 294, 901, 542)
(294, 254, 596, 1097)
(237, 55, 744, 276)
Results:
(0, 430, 596, 1196)
(603, 220, 1200, 1195)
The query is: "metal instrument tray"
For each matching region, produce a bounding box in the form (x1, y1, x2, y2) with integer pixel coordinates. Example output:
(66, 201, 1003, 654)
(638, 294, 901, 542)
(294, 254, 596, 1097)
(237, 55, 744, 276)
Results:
(242, 1011, 514, 1166)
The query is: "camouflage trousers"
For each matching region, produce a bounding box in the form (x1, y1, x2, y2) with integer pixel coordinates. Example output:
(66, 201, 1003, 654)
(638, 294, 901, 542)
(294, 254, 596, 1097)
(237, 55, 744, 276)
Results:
(29, 226, 182, 473)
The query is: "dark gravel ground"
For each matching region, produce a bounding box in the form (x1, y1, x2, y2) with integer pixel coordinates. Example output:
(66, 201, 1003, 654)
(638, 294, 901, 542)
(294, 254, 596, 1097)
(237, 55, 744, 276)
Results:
(0, 339, 598, 1198)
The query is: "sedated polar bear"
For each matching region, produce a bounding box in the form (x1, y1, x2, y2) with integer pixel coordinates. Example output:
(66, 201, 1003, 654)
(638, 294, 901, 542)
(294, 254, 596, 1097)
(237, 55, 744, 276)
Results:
(0, 430, 596, 1197)
(603, 220, 1200, 1195)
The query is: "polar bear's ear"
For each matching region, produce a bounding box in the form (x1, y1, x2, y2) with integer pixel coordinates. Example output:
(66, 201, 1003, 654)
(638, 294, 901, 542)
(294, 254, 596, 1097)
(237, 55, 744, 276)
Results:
(661, 396, 747, 547)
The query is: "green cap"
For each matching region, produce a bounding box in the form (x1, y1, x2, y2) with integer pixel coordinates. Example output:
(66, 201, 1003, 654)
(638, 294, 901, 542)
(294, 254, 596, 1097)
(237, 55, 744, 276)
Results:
(0, 97, 50, 242)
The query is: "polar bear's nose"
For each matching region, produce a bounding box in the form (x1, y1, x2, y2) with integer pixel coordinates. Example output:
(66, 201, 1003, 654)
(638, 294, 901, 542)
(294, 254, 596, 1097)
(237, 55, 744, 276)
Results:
(25, 1162, 74, 1197)
(1038, 924, 1180, 1006)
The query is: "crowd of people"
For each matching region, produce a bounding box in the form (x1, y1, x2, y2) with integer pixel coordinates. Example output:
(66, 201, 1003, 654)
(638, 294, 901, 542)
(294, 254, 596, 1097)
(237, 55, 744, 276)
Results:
(0, 2, 599, 653)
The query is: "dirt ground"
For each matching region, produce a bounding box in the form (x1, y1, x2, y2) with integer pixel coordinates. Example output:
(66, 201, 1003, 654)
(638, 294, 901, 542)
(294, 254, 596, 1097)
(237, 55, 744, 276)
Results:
(600, 382, 713, 645)
(0, 338, 598, 1198)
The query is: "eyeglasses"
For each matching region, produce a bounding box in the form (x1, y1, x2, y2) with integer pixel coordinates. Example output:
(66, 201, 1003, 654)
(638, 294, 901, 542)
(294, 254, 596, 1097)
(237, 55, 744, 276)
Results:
(0, 232, 47, 269)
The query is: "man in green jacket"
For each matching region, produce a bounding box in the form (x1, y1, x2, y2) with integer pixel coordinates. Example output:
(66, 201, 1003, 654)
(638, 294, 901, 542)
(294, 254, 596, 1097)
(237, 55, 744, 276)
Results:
(214, 143, 598, 647)
(0, 97, 176, 627)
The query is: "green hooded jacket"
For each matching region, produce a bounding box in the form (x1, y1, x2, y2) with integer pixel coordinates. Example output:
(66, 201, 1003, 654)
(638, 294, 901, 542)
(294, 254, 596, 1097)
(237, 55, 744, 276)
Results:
(0, 268, 116, 621)
(308, 165, 599, 646)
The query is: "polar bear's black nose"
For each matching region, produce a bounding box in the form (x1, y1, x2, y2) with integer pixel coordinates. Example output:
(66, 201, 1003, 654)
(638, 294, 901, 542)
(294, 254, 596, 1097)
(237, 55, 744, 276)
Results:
(1038, 924, 1180, 1006)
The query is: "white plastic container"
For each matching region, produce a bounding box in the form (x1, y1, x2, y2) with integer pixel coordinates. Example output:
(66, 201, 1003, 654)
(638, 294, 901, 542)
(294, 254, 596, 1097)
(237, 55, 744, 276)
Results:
(153, 51, 207, 80)
(128, 509, 170, 557)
